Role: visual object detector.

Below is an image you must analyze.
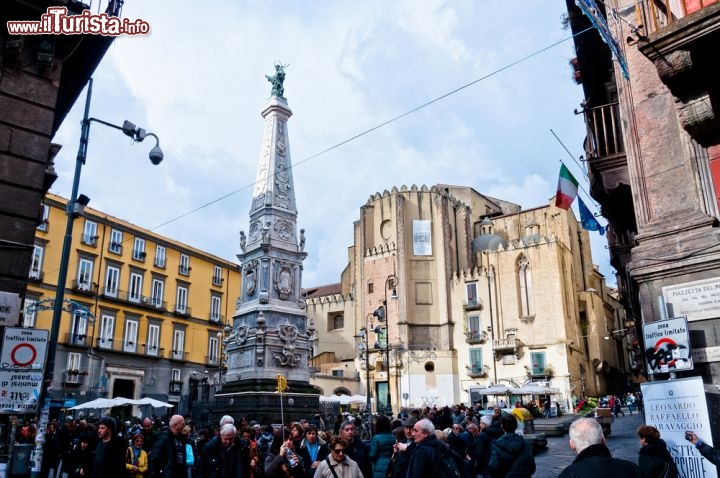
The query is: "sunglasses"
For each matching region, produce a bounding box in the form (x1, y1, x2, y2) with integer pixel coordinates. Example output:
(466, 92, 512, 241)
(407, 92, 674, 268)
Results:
(332, 449, 345, 453)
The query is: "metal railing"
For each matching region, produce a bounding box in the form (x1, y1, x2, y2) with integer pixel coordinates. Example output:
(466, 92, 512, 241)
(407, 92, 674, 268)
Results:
(581, 102, 624, 159)
(635, 0, 710, 35)
(492, 338, 517, 351)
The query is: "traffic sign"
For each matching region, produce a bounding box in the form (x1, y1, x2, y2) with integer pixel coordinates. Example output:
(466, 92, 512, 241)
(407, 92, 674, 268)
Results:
(643, 316, 693, 375)
(1, 328, 49, 370)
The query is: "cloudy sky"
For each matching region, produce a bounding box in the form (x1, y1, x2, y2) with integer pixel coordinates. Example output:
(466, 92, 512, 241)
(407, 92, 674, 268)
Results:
(49, 0, 613, 287)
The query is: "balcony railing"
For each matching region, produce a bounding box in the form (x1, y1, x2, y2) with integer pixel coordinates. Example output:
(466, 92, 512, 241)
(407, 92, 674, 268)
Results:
(464, 300, 482, 311)
(635, 0, 716, 35)
(175, 306, 192, 317)
(169, 381, 182, 394)
(170, 351, 189, 361)
(209, 314, 224, 323)
(465, 331, 487, 344)
(581, 102, 624, 160)
(81, 235, 98, 247)
(72, 280, 98, 294)
(64, 333, 89, 347)
(492, 338, 517, 352)
(64, 371, 84, 384)
(205, 355, 220, 366)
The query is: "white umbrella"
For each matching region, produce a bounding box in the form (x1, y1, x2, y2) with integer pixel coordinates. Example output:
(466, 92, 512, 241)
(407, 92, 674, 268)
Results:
(347, 394, 367, 405)
(131, 397, 174, 408)
(319, 396, 342, 403)
(69, 397, 125, 410)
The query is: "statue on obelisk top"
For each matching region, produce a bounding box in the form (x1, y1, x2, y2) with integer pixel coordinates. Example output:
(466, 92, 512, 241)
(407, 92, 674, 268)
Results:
(265, 63, 287, 98)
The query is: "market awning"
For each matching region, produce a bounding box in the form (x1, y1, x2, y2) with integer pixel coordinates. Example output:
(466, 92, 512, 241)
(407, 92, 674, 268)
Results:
(510, 386, 559, 395)
(473, 386, 511, 395)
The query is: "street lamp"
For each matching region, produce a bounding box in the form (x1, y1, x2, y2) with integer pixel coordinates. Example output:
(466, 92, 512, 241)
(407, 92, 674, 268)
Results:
(35, 78, 163, 475)
(356, 326, 373, 439)
(372, 274, 398, 416)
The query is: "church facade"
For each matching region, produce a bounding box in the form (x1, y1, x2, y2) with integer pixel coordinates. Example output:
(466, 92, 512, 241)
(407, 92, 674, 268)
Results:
(307, 185, 628, 412)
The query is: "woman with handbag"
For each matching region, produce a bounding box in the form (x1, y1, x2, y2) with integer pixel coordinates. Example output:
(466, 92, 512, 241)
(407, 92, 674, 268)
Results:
(126, 433, 149, 478)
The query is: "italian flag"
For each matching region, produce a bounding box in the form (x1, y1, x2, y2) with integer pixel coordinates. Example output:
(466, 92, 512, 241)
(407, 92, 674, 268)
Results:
(555, 163, 578, 210)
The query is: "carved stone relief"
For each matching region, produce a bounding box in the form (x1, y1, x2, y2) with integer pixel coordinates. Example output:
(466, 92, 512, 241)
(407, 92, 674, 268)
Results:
(272, 345, 301, 367)
(277, 323, 298, 343)
(274, 263, 294, 300)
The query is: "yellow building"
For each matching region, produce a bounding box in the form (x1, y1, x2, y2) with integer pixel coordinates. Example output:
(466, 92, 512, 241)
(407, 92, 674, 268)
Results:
(25, 193, 241, 414)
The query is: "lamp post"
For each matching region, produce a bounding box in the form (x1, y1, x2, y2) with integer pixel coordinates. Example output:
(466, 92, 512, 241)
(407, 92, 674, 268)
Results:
(356, 326, 372, 439)
(33, 78, 163, 476)
(373, 274, 398, 416)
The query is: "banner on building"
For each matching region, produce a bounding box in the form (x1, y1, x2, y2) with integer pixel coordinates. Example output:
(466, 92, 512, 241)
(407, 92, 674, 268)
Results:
(412, 220, 432, 256)
(643, 316, 692, 375)
(641, 377, 717, 478)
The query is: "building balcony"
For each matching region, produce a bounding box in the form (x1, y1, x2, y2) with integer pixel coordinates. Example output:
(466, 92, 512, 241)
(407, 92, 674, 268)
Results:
(209, 314, 224, 324)
(72, 280, 98, 294)
(64, 333, 89, 347)
(464, 300, 482, 311)
(169, 381, 183, 394)
(81, 235, 99, 247)
(465, 331, 487, 344)
(29, 270, 44, 281)
(175, 306, 192, 317)
(205, 356, 220, 367)
(637, 2, 720, 146)
(492, 338, 517, 354)
(170, 350, 189, 362)
(64, 370, 86, 384)
(466, 366, 488, 379)
(636, 0, 719, 36)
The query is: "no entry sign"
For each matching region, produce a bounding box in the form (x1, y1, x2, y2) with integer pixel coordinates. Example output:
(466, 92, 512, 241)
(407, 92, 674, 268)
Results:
(1, 328, 49, 370)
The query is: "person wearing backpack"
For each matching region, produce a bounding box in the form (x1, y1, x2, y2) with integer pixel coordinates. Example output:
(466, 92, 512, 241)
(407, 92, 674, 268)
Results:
(406, 419, 459, 478)
(488, 415, 535, 478)
(637, 426, 678, 478)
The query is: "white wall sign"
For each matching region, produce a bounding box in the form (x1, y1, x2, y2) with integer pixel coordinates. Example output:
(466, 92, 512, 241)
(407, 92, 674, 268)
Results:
(641, 377, 717, 478)
(1, 328, 49, 370)
(692, 346, 720, 364)
(643, 316, 693, 375)
(0, 370, 43, 414)
(0, 291, 21, 326)
(663, 277, 720, 322)
(412, 220, 431, 256)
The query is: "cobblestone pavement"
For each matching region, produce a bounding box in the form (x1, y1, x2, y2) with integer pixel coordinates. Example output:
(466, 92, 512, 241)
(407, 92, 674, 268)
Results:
(532, 411, 644, 477)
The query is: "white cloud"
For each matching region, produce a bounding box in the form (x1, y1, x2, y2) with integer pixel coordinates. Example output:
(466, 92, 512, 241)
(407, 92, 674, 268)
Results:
(48, 0, 613, 288)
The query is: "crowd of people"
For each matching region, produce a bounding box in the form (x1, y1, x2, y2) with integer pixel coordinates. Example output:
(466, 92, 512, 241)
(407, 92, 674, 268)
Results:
(24, 397, 720, 478)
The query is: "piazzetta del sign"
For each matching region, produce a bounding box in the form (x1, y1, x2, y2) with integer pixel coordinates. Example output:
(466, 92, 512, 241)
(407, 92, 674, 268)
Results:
(663, 277, 720, 322)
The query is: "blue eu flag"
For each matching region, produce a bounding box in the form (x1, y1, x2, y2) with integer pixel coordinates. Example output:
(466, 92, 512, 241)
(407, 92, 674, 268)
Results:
(578, 196, 605, 235)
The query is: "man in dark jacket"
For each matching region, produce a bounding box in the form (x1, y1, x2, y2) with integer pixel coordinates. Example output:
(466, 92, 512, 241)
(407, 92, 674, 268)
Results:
(198, 424, 249, 478)
(339, 421, 372, 478)
(94, 417, 128, 478)
(407, 419, 441, 478)
(488, 415, 535, 478)
(559, 418, 642, 478)
(150, 414, 188, 478)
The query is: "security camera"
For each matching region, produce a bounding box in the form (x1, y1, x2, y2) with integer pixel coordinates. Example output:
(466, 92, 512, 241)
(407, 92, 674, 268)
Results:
(149, 145, 164, 165)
